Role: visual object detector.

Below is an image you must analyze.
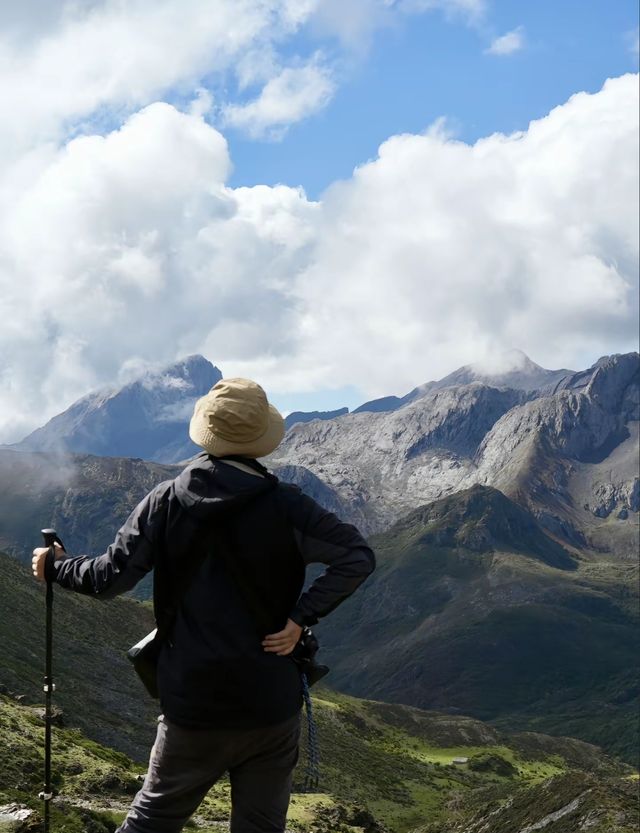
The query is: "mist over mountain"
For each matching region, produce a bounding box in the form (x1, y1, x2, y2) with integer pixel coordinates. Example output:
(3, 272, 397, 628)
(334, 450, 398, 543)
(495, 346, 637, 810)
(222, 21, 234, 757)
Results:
(9, 349, 580, 473)
(0, 450, 177, 573)
(14, 355, 222, 464)
(354, 349, 575, 414)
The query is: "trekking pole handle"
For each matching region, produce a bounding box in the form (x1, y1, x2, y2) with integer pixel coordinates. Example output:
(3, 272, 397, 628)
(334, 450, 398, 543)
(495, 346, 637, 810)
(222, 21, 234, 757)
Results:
(41, 529, 65, 549)
(41, 529, 65, 585)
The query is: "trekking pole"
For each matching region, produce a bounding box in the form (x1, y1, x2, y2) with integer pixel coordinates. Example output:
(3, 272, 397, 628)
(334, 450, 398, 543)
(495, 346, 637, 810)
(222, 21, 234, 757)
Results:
(39, 528, 64, 832)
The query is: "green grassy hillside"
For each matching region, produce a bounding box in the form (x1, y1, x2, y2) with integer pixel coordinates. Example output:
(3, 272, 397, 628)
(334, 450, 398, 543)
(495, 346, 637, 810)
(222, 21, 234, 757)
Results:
(0, 692, 138, 833)
(0, 686, 633, 833)
(0, 550, 158, 760)
(315, 485, 640, 764)
(2, 448, 638, 769)
(1, 548, 634, 832)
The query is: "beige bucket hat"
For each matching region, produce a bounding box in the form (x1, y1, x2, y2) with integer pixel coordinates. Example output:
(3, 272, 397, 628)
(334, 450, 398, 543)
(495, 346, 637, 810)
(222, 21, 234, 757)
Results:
(189, 377, 285, 459)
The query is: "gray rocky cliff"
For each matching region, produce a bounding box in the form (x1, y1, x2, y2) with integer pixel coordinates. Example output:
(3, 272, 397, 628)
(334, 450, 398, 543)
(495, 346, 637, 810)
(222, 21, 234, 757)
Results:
(269, 384, 530, 534)
(270, 352, 640, 544)
(471, 353, 639, 528)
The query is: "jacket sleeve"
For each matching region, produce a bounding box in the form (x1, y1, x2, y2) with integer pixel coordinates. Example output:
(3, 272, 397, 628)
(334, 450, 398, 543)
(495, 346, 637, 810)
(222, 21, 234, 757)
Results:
(284, 488, 375, 627)
(51, 482, 171, 599)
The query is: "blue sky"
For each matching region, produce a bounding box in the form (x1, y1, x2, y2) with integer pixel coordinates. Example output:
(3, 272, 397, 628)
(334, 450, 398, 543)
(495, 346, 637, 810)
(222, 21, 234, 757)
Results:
(225, 0, 639, 199)
(0, 0, 638, 438)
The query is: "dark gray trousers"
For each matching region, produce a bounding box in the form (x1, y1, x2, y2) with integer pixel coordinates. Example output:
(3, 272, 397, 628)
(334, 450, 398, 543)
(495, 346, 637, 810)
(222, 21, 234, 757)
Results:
(116, 711, 301, 833)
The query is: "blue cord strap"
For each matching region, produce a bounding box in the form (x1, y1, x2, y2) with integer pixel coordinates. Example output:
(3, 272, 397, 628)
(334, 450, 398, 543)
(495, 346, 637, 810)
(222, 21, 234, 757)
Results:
(301, 673, 320, 791)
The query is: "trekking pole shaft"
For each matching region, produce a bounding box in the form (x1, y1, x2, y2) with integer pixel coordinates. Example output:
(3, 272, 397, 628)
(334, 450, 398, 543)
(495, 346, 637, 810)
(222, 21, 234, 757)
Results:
(44, 577, 53, 795)
(40, 528, 63, 831)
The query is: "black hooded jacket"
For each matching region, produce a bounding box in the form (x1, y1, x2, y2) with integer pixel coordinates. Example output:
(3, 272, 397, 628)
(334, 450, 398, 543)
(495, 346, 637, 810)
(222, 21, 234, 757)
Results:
(52, 454, 375, 728)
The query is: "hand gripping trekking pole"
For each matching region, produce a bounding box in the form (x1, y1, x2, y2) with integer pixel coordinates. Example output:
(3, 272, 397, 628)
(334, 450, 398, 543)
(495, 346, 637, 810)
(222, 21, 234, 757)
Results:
(40, 528, 64, 832)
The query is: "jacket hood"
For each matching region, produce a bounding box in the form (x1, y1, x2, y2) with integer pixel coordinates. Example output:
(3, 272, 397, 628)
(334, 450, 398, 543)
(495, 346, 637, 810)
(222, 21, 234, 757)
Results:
(173, 453, 276, 520)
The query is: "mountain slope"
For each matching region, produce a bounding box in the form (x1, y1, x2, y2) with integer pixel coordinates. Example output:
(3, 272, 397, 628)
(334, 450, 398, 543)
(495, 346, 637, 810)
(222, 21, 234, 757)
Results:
(427, 771, 639, 833)
(269, 352, 639, 544)
(0, 448, 636, 765)
(0, 674, 632, 833)
(0, 449, 360, 575)
(0, 550, 158, 760)
(14, 355, 221, 463)
(472, 352, 640, 548)
(0, 449, 177, 584)
(271, 383, 530, 534)
(314, 485, 639, 764)
(0, 526, 636, 830)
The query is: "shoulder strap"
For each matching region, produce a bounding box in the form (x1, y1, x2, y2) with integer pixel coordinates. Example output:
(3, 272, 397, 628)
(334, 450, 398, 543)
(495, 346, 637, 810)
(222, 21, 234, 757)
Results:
(218, 455, 273, 478)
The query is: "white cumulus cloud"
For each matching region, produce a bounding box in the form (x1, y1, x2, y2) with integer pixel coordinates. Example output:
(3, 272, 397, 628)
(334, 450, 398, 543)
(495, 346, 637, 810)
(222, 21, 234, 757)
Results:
(486, 26, 525, 56)
(0, 0, 496, 159)
(1, 73, 637, 441)
(279, 75, 637, 396)
(0, 0, 333, 159)
(0, 100, 320, 439)
(223, 56, 336, 138)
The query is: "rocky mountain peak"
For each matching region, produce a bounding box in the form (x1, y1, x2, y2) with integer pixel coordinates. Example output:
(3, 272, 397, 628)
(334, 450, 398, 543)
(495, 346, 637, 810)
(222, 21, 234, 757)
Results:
(355, 350, 575, 415)
(271, 351, 639, 546)
(114, 353, 219, 396)
(432, 348, 574, 395)
(584, 352, 640, 418)
(138, 353, 217, 388)
(14, 355, 222, 462)
(469, 347, 538, 375)
(476, 351, 640, 471)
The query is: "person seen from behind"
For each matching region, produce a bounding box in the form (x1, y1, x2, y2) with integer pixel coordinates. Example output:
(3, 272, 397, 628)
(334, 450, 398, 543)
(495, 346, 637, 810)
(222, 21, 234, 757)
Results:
(32, 377, 375, 833)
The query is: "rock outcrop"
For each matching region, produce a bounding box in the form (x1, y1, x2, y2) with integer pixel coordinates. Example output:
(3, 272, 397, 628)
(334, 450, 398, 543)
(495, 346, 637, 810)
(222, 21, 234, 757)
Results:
(269, 383, 530, 533)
